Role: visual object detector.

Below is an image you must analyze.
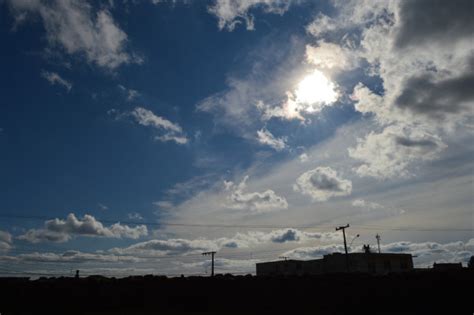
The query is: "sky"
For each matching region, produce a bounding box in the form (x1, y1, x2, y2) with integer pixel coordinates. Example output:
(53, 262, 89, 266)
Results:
(0, 0, 473, 277)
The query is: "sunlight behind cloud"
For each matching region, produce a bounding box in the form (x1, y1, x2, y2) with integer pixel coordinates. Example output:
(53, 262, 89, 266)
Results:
(295, 69, 338, 109)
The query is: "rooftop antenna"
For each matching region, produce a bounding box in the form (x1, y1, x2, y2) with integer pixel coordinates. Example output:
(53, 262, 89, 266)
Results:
(376, 234, 381, 253)
(336, 224, 350, 272)
(279, 256, 289, 261)
(202, 251, 216, 277)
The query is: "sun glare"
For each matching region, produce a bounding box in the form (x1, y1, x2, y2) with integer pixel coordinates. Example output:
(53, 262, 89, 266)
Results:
(295, 69, 338, 106)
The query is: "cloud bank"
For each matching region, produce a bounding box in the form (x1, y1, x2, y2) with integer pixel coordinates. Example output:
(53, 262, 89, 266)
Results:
(18, 213, 148, 243)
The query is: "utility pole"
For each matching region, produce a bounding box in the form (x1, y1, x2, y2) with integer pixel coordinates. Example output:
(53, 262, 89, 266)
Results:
(376, 234, 381, 254)
(336, 224, 350, 272)
(202, 251, 216, 277)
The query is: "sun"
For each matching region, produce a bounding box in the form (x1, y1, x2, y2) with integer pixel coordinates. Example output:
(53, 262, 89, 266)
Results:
(295, 69, 338, 107)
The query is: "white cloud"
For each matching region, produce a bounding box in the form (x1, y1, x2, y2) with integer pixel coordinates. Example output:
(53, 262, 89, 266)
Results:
(293, 166, 352, 202)
(128, 212, 144, 220)
(196, 77, 267, 134)
(7, 250, 141, 264)
(305, 41, 358, 71)
(256, 128, 286, 151)
(118, 84, 140, 101)
(18, 213, 148, 243)
(224, 175, 288, 213)
(41, 70, 72, 91)
(351, 199, 383, 210)
(98, 203, 108, 211)
(348, 125, 447, 179)
(305, 0, 474, 180)
(0, 230, 12, 252)
(111, 107, 188, 145)
(131, 107, 182, 133)
(7, 0, 140, 70)
(110, 228, 340, 257)
(299, 153, 309, 162)
(259, 69, 340, 121)
(283, 238, 474, 267)
(381, 239, 474, 267)
(111, 238, 218, 256)
(208, 0, 293, 31)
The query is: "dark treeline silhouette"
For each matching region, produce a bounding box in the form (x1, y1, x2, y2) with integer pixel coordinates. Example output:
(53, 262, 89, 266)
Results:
(0, 269, 472, 314)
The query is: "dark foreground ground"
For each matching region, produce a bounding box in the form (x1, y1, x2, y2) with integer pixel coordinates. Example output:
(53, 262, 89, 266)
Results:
(0, 269, 473, 314)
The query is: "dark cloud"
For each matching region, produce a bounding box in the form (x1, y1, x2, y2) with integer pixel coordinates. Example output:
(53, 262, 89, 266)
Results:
(309, 172, 345, 192)
(395, 137, 438, 148)
(395, 73, 474, 120)
(395, 0, 474, 48)
(294, 167, 352, 201)
(271, 229, 300, 243)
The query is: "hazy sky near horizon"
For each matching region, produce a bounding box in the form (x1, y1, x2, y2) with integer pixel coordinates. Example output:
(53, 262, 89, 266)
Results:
(0, 0, 473, 276)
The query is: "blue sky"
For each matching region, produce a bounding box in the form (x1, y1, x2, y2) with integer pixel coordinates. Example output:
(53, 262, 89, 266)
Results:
(0, 0, 473, 276)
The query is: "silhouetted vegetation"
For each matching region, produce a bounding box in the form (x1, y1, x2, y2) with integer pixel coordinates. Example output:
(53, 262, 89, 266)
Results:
(0, 269, 472, 314)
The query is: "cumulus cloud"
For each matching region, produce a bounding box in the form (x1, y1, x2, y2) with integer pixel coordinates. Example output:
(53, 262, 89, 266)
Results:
(0, 230, 13, 252)
(299, 153, 309, 162)
(305, 0, 474, 179)
(382, 239, 474, 267)
(110, 228, 339, 257)
(224, 175, 288, 212)
(118, 84, 140, 101)
(208, 0, 293, 31)
(7, 0, 140, 69)
(110, 107, 188, 145)
(18, 213, 148, 243)
(283, 238, 474, 267)
(394, 73, 474, 121)
(348, 125, 447, 179)
(41, 71, 72, 91)
(294, 167, 352, 201)
(305, 41, 358, 71)
(394, 0, 474, 48)
(256, 128, 286, 151)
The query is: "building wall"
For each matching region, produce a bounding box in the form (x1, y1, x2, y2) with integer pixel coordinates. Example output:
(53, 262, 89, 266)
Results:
(323, 253, 413, 275)
(256, 253, 413, 276)
(256, 260, 306, 276)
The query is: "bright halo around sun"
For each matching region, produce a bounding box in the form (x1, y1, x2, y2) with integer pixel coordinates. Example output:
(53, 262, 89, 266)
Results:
(295, 69, 338, 107)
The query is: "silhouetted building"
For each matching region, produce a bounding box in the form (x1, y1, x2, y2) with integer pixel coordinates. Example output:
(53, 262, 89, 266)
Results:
(433, 262, 463, 271)
(257, 252, 413, 276)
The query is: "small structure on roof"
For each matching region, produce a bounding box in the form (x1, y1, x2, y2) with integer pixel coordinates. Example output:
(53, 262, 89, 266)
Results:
(256, 245, 413, 276)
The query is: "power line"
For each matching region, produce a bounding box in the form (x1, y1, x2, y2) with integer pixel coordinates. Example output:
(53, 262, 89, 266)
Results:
(0, 213, 471, 231)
